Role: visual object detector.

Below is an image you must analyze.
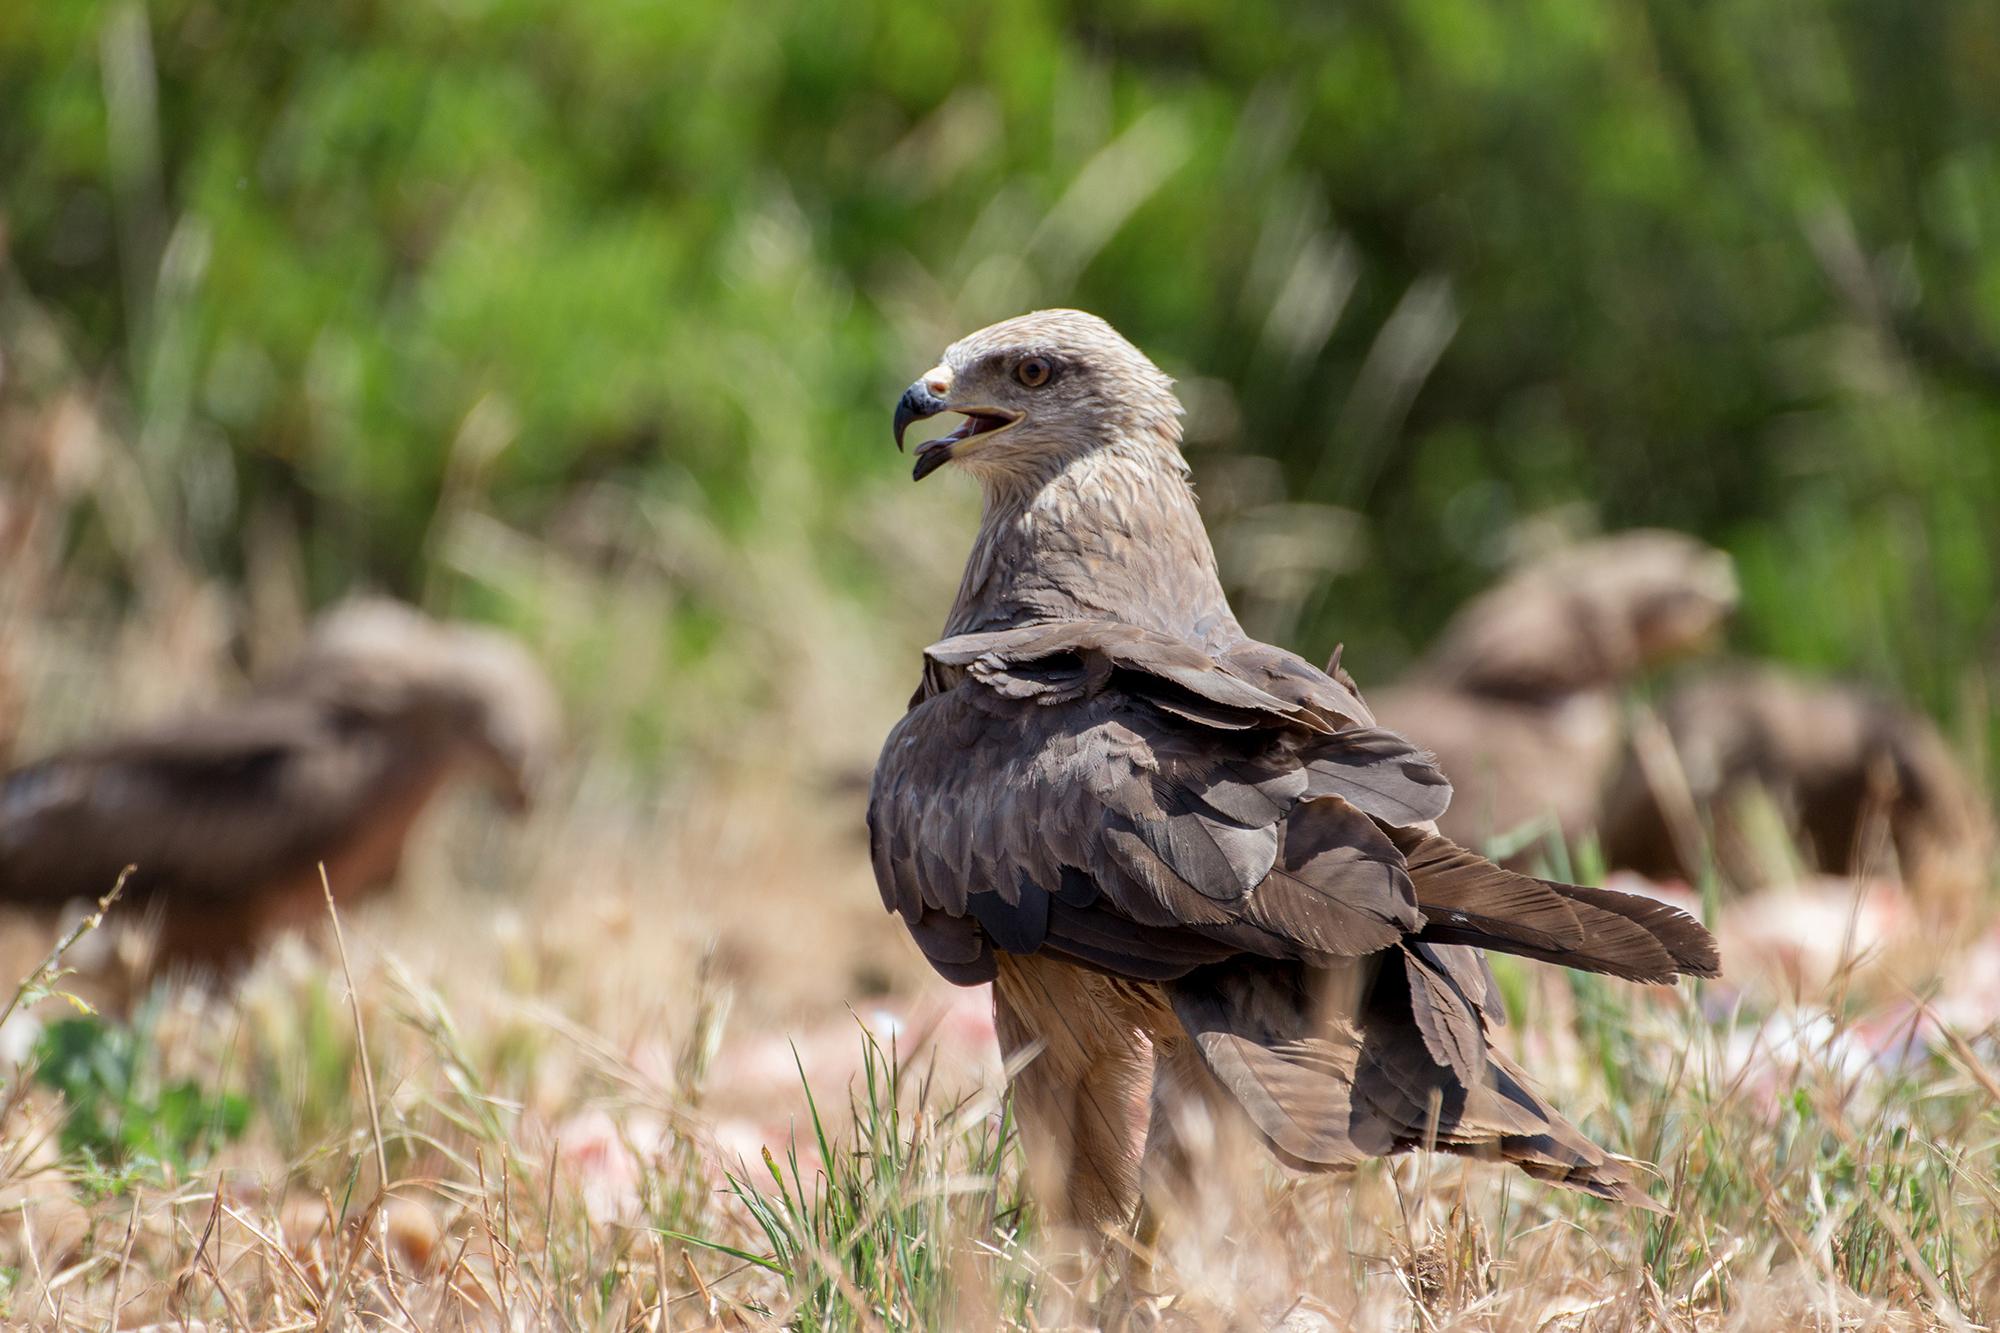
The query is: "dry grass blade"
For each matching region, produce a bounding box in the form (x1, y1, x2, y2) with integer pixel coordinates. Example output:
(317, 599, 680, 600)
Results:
(319, 863, 389, 1188)
(0, 867, 130, 1030)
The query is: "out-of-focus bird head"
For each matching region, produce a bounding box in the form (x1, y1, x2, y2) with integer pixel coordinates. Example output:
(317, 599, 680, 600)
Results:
(294, 599, 562, 811)
(430, 624, 563, 811)
(892, 309, 1183, 485)
(1427, 530, 1740, 698)
(1572, 530, 1741, 668)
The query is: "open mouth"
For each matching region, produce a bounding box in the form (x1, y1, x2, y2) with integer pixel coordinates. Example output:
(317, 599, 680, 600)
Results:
(929, 409, 1019, 447)
(912, 408, 1021, 480)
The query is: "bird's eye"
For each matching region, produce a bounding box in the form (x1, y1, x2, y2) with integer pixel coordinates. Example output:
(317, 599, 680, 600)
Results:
(1016, 357, 1052, 388)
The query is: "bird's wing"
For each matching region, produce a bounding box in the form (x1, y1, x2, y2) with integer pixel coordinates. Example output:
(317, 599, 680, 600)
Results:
(0, 696, 389, 907)
(1165, 952, 1663, 1208)
(873, 621, 1446, 983)
(923, 620, 1377, 732)
(871, 619, 1715, 987)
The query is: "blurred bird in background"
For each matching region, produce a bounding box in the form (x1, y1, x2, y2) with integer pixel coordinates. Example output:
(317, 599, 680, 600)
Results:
(1600, 665, 1994, 917)
(0, 599, 559, 975)
(1368, 531, 1738, 859)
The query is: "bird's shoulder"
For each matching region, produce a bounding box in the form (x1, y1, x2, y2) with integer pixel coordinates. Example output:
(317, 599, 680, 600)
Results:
(911, 617, 1376, 733)
(867, 617, 1457, 984)
(0, 689, 407, 850)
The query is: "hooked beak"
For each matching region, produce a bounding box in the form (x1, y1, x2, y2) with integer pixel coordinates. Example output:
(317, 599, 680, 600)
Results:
(894, 380, 948, 452)
(498, 777, 533, 815)
(894, 380, 954, 481)
(891, 371, 1022, 482)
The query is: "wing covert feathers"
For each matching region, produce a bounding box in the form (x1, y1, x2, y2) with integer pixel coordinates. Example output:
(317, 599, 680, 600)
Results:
(871, 620, 1714, 988)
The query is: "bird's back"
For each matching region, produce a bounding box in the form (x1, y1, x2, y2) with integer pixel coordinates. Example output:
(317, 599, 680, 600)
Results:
(0, 690, 451, 919)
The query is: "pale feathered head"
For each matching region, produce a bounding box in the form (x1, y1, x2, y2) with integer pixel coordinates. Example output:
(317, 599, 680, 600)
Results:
(1425, 531, 1739, 697)
(289, 598, 562, 810)
(892, 310, 1183, 486)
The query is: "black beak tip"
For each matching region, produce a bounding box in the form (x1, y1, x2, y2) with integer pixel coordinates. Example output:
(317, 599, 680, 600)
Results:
(911, 443, 952, 482)
(893, 382, 947, 452)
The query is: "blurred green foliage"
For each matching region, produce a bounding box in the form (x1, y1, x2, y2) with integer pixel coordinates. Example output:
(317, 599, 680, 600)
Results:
(3, 0, 1998, 730)
(32, 1014, 251, 1187)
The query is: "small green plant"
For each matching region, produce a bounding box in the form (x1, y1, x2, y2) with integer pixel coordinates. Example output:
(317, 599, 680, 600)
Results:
(668, 1024, 1033, 1329)
(31, 1015, 251, 1190)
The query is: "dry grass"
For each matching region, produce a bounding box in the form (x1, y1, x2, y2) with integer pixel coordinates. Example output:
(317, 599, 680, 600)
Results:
(1, 607, 1997, 1331)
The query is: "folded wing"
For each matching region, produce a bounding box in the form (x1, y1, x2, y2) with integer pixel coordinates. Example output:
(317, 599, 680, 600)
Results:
(870, 619, 1711, 987)
(0, 697, 389, 907)
(870, 618, 1716, 1208)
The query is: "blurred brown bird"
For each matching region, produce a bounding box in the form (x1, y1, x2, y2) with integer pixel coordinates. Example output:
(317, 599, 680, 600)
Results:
(1369, 531, 1738, 856)
(0, 599, 559, 970)
(1600, 665, 1993, 914)
(869, 312, 1717, 1257)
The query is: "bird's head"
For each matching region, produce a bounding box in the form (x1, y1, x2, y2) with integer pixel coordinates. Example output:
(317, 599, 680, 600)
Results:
(1611, 533, 1741, 667)
(432, 624, 563, 812)
(892, 309, 1183, 485)
(298, 599, 563, 812)
(1427, 531, 1740, 697)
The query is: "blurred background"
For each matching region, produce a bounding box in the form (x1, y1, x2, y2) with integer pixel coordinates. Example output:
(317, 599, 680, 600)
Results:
(5, 3, 2000, 1324)
(6, 0, 1998, 776)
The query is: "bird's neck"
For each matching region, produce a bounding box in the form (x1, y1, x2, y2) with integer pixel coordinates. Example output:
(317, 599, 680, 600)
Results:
(943, 440, 1240, 646)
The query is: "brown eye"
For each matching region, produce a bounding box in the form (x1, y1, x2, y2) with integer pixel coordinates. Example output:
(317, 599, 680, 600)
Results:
(1016, 357, 1052, 388)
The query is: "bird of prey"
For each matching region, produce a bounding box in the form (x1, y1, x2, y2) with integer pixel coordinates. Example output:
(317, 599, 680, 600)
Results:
(1369, 532, 1737, 855)
(869, 311, 1718, 1250)
(0, 599, 558, 970)
(1600, 664, 1993, 913)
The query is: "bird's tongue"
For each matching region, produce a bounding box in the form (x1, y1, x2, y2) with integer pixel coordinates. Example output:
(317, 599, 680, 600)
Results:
(912, 437, 955, 481)
(912, 413, 1005, 480)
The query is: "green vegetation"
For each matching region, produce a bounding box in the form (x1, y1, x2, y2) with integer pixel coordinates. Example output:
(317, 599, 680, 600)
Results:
(5, 0, 1998, 746)
(31, 1013, 250, 1188)
(675, 1034, 1031, 1329)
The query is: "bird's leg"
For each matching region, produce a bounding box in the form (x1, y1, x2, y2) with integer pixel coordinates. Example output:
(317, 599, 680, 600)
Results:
(1133, 1040, 1198, 1289)
(991, 955, 1152, 1294)
(1093, 1036, 1233, 1332)
(1131, 1034, 1246, 1291)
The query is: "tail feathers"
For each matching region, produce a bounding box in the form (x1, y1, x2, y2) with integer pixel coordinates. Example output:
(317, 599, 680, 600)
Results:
(1166, 957, 1661, 1210)
(1391, 828, 1718, 984)
(1481, 1050, 1662, 1210)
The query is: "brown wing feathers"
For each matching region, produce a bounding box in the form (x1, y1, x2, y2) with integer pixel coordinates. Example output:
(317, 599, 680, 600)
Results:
(872, 616, 1714, 1209)
(1390, 825, 1719, 983)
(1241, 796, 1418, 957)
(1166, 954, 1660, 1208)
(1301, 727, 1455, 826)
(877, 623, 1715, 988)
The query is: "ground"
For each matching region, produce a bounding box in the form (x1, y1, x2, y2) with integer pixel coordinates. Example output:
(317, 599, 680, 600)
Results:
(0, 601, 1996, 1332)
